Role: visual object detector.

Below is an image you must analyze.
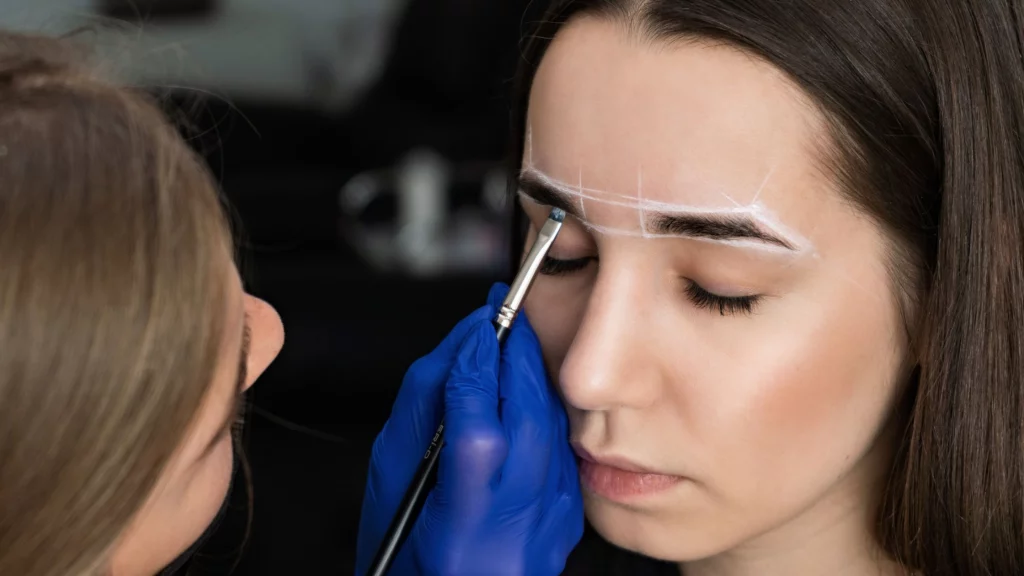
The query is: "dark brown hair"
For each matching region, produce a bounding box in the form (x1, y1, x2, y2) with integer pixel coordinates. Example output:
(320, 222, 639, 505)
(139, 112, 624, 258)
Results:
(0, 31, 233, 575)
(509, 1, 1024, 574)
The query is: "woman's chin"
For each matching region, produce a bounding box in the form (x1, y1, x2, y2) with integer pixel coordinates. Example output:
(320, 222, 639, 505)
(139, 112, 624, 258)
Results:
(584, 495, 731, 564)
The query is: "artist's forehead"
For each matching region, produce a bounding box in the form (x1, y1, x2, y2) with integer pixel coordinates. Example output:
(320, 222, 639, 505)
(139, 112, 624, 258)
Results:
(526, 18, 828, 217)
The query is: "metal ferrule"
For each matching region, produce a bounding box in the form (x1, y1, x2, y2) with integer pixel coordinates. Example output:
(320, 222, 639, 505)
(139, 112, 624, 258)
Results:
(494, 305, 517, 329)
(498, 210, 563, 325)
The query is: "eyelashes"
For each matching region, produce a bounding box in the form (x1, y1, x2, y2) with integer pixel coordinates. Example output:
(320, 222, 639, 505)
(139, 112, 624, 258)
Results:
(683, 281, 761, 316)
(538, 255, 595, 275)
(538, 256, 762, 316)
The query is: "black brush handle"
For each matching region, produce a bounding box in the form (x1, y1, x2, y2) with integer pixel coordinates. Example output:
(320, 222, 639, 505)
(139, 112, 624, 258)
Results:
(364, 320, 510, 576)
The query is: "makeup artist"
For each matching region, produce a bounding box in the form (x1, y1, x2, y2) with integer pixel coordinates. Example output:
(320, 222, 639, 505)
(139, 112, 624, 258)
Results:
(0, 31, 579, 576)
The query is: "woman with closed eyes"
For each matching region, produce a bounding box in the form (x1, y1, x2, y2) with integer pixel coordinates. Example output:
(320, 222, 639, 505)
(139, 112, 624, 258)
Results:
(358, 0, 1024, 575)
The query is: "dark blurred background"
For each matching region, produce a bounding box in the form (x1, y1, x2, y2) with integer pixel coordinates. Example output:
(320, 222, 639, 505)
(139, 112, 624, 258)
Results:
(2, 0, 545, 572)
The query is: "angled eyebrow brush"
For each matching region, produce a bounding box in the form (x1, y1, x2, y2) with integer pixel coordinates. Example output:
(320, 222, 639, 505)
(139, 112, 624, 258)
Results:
(365, 207, 566, 576)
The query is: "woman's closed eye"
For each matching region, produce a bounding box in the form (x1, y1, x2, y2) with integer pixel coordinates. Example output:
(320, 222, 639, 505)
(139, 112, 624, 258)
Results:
(539, 255, 763, 316)
(682, 280, 762, 316)
(539, 255, 596, 275)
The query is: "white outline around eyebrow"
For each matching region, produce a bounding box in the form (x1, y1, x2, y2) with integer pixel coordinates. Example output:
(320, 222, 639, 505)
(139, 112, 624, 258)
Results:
(519, 166, 814, 254)
(638, 167, 648, 237)
(578, 167, 587, 221)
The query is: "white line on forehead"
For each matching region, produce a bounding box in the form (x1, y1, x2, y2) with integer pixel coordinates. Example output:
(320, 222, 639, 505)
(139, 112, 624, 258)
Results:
(578, 167, 587, 221)
(638, 169, 648, 237)
(518, 165, 815, 254)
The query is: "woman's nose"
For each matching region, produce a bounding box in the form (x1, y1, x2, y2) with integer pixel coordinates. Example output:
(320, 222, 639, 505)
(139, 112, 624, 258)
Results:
(558, 272, 662, 412)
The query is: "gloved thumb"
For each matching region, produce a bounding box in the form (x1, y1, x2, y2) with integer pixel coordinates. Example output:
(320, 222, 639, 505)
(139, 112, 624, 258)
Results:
(440, 320, 507, 517)
(374, 304, 494, 476)
(486, 282, 510, 310)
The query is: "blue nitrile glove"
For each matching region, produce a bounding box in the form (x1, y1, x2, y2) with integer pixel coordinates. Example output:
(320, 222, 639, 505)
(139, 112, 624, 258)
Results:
(355, 283, 584, 576)
(355, 296, 495, 575)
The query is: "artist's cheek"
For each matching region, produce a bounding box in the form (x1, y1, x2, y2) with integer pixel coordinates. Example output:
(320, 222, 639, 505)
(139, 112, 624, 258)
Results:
(109, 440, 233, 575)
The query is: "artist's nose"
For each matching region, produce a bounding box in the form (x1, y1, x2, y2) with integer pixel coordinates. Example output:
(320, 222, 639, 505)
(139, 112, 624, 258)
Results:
(558, 266, 662, 411)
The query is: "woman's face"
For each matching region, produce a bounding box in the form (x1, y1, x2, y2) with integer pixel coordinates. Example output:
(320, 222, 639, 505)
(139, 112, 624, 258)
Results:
(109, 265, 284, 575)
(521, 18, 909, 564)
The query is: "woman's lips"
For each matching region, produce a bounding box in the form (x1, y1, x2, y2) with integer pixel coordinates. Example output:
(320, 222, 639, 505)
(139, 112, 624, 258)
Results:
(573, 446, 684, 501)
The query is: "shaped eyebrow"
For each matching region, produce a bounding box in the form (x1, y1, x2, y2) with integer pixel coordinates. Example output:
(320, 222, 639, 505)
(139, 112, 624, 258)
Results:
(517, 169, 798, 251)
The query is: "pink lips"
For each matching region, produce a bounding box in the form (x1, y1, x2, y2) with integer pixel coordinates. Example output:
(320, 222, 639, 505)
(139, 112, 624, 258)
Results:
(573, 445, 684, 501)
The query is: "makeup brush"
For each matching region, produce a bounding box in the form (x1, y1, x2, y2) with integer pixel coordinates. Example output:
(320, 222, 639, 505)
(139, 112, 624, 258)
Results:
(365, 207, 566, 576)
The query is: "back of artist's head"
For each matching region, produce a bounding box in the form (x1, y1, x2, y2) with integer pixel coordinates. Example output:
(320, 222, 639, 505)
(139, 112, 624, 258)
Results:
(510, 1, 1024, 574)
(0, 31, 283, 575)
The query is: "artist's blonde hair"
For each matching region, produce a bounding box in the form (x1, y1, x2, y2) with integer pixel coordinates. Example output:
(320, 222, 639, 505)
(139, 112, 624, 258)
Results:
(0, 31, 233, 575)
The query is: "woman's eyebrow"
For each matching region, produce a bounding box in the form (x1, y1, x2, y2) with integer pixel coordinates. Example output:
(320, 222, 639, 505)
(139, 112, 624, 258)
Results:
(517, 170, 583, 219)
(646, 212, 795, 249)
(516, 168, 802, 252)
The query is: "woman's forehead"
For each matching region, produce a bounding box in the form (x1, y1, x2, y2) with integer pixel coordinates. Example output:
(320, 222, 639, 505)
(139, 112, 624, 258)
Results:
(525, 18, 845, 257)
(533, 31, 820, 178)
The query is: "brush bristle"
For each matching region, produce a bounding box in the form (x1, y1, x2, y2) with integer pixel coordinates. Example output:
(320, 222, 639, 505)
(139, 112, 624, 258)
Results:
(549, 207, 566, 222)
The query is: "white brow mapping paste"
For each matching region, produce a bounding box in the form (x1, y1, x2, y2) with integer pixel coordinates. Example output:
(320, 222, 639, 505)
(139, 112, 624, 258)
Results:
(519, 165, 816, 255)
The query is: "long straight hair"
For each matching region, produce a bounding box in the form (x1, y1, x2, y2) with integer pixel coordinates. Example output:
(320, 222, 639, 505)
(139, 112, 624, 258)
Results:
(0, 32, 233, 575)
(509, 1, 1024, 574)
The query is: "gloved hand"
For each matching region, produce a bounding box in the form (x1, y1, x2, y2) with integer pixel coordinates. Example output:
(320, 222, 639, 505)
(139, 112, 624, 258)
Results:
(355, 283, 584, 576)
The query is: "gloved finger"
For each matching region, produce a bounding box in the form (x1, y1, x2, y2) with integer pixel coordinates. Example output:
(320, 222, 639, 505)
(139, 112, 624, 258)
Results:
(540, 382, 568, 507)
(553, 420, 584, 563)
(552, 375, 576, 497)
(391, 303, 496, 418)
(440, 321, 507, 519)
(556, 428, 581, 504)
(542, 335, 571, 499)
(535, 492, 585, 576)
(376, 304, 495, 459)
(496, 312, 556, 498)
(486, 282, 510, 310)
